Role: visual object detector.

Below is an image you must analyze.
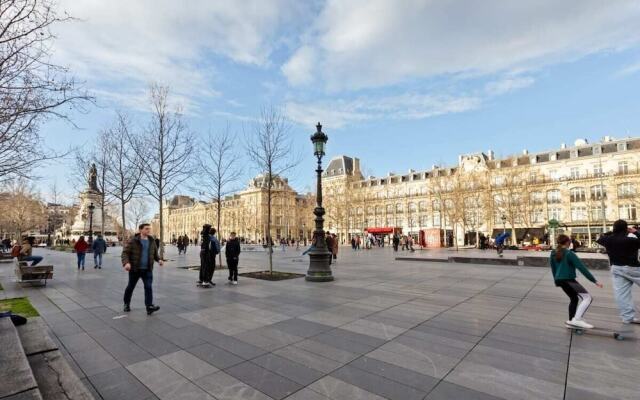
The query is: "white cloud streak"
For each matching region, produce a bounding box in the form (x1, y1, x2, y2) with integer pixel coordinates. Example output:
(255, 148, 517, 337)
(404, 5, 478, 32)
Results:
(283, 0, 640, 91)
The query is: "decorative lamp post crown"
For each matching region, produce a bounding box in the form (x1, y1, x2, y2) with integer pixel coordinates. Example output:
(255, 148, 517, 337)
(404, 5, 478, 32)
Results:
(311, 122, 328, 157)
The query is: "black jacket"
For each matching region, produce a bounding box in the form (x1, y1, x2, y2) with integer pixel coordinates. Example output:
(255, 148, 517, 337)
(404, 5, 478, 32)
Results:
(225, 238, 241, 259)
(121, 234, 160, 272)
(597, 231, 640, 267)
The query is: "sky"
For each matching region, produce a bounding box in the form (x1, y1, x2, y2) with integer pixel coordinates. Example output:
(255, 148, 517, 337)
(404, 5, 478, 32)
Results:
(39, 0, 640, 206)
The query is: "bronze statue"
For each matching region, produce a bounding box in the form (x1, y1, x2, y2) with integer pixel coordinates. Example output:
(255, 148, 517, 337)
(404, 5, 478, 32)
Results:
(88, 163, 98, 191)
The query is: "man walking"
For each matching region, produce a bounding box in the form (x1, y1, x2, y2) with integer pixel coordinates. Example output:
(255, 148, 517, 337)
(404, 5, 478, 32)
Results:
(226, 231, 241, 285)
(122, 223, 162, 315)
(596, 219, 640, 324)
(92, 234, 107, 269)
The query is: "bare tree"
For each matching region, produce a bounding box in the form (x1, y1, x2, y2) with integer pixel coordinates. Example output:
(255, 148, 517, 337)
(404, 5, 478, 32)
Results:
(0, 178, 46, 238)
(245, 107, 300, 273)
(127, 197, 151, 232)
(0, 0, 92, 181)
(197, 124, 243, 266)
(130, 84, 195, 256)
(103, 112, 143, 242)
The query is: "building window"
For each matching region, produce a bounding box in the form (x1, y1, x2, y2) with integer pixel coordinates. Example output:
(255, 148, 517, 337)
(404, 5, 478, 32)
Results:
(548, 207, 563, 221)
(395, 203, 403, 213)
(569, 187, 586, 202)
(493, 175, 505, 186)
(619, 204, 637, 220)
(618, 183, 636, 199)
(571, 206, 587, 222)
(570, 167, 580, 179)
(590, 206, 606, 221)
(618, 161, 629, 175)
(386, 204, 393, 214)
(593, 164, 603, 176)
(432, 212, 441, 227)
(531, 209, 544, 223)
(531, 192, 544, 204)
(408, 202, 417, 212)
(590, 184, 606, 201)
(549, 169, 559, 180)
(418, 201, 427, 211)
(547, 190, 561, 204)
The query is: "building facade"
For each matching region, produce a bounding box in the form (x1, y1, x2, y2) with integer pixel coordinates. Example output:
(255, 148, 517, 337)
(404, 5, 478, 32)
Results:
(153, 136, 640, 247)
(323, 136, 640, 246)
(154, 175, 315, 243)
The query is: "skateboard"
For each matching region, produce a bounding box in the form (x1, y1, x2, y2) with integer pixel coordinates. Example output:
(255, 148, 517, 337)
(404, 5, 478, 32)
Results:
(566, 324, 630, 341)
(196, 282, 214, 288)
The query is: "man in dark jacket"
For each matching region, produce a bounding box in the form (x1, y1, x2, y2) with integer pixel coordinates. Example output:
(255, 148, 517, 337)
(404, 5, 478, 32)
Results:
(225, 232, 241, 285)
(92, 234, 107, 269)
(197, 225, 220, 287)
(597, 219, 640, 324)
(121, 223, 163, 315)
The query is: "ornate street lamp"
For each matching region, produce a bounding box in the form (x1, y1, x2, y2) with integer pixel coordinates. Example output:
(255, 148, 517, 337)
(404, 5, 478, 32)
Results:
(306, 122, 334, 282)
(501, 214, 507, 233)
(88, 202, 95, 245)
(47, 217, 52, 247)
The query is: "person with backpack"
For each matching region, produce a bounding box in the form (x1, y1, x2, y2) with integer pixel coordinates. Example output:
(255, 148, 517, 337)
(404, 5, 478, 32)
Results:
(17, 237, 43, 265)
(197, 224, 220, 288)
(226, 231, 241, 285)
(74, 236, 89, 271)
(597, 219, 640, 324)
(92, 234, 107, 269)
(550, 234, 603, 329)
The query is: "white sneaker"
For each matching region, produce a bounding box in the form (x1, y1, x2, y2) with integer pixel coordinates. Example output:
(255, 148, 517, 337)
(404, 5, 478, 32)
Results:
(232, 281, 238, 285)
(568, 319, 594, 329)
(623, 318, 640, 324)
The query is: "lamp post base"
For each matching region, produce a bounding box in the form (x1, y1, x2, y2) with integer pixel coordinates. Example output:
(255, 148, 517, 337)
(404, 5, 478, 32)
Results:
(306, 250, 334, 282)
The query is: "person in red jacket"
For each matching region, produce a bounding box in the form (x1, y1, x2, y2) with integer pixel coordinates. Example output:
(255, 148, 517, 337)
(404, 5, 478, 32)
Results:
(74, 236, 89, 271)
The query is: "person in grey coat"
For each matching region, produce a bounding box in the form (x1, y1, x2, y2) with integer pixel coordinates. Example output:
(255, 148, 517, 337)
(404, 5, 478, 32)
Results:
(92, 234, 107, 269)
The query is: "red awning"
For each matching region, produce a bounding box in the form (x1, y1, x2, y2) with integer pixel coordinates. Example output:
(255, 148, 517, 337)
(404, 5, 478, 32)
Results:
(365, 227, 395, 234)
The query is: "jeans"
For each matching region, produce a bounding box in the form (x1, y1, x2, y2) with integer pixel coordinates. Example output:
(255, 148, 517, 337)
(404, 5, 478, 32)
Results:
(611, 265, 640, 322)
(123, 269, 153, 307)
(227, 258, 238, 281)
(22, 255, 43, 266)
(77, 253, 86, 268)
(94, 252, 103, 267)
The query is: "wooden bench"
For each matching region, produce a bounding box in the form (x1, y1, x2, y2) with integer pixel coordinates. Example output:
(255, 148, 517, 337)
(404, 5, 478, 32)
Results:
(14, 259, 54, 287)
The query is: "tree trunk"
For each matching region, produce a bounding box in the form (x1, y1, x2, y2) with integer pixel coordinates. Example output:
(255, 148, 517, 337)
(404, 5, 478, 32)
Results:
(267, 175, 273, 274)
(217, 198, 222, 269)
(158, 195, 164, 259)
(120, 199, 126, 244)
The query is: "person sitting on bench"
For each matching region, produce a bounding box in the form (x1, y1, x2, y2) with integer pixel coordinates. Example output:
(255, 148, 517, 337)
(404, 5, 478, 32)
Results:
(19, 236, 43, 266)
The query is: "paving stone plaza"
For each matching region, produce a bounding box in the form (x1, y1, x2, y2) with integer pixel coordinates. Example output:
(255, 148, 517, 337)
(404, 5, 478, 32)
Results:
(1, 246, 639, 400)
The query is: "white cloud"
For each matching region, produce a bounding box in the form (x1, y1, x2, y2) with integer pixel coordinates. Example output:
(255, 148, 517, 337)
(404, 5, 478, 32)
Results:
(485, 76, 535, 96)
(281, 46, 317, 86)
(285, 93, 481, 128)
(284, 0, 640, 90)
(53, 0, 304, 112)
(617, 61, 640, 76)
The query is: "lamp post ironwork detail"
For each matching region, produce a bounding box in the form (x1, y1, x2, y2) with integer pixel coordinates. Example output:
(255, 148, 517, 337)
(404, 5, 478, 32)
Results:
(306, 122, 334, 282)
(88, 202, 95, 245)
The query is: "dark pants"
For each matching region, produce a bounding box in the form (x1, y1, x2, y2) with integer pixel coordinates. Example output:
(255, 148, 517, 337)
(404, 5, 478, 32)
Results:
(123, 269, 153, 307)
(558, 279, 589, 320)
(199, 251, 215, 283)
(227, 258, 238, 281)
(496, 244, 504, 255)
(77, 253, 86, 268)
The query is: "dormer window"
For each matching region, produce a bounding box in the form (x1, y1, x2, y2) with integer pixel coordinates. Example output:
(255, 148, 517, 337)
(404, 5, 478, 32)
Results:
(570, 150, 578, 158)
(550, 153, 557, 161)
(593, 146, 601, 155)
(617, 142, 627, 152)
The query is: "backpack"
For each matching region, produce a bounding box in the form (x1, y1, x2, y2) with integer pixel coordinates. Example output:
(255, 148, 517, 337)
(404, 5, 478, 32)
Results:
(11, 245, 21, 258)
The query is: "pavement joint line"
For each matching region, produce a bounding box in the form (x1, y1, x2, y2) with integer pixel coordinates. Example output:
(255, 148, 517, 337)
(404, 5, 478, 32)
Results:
(562, 326, 574, 400)
(423, 268, 549, 400)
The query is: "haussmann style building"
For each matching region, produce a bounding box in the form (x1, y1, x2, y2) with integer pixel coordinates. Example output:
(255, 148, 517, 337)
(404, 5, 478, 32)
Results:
(153, 136, 639, 248)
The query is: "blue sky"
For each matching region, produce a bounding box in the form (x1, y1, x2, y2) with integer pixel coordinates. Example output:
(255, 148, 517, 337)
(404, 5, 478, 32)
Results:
(40, 0, 640, 204)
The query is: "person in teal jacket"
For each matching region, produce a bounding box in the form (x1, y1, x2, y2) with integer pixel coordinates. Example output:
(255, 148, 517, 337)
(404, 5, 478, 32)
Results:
(550, 234, 603, 329)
